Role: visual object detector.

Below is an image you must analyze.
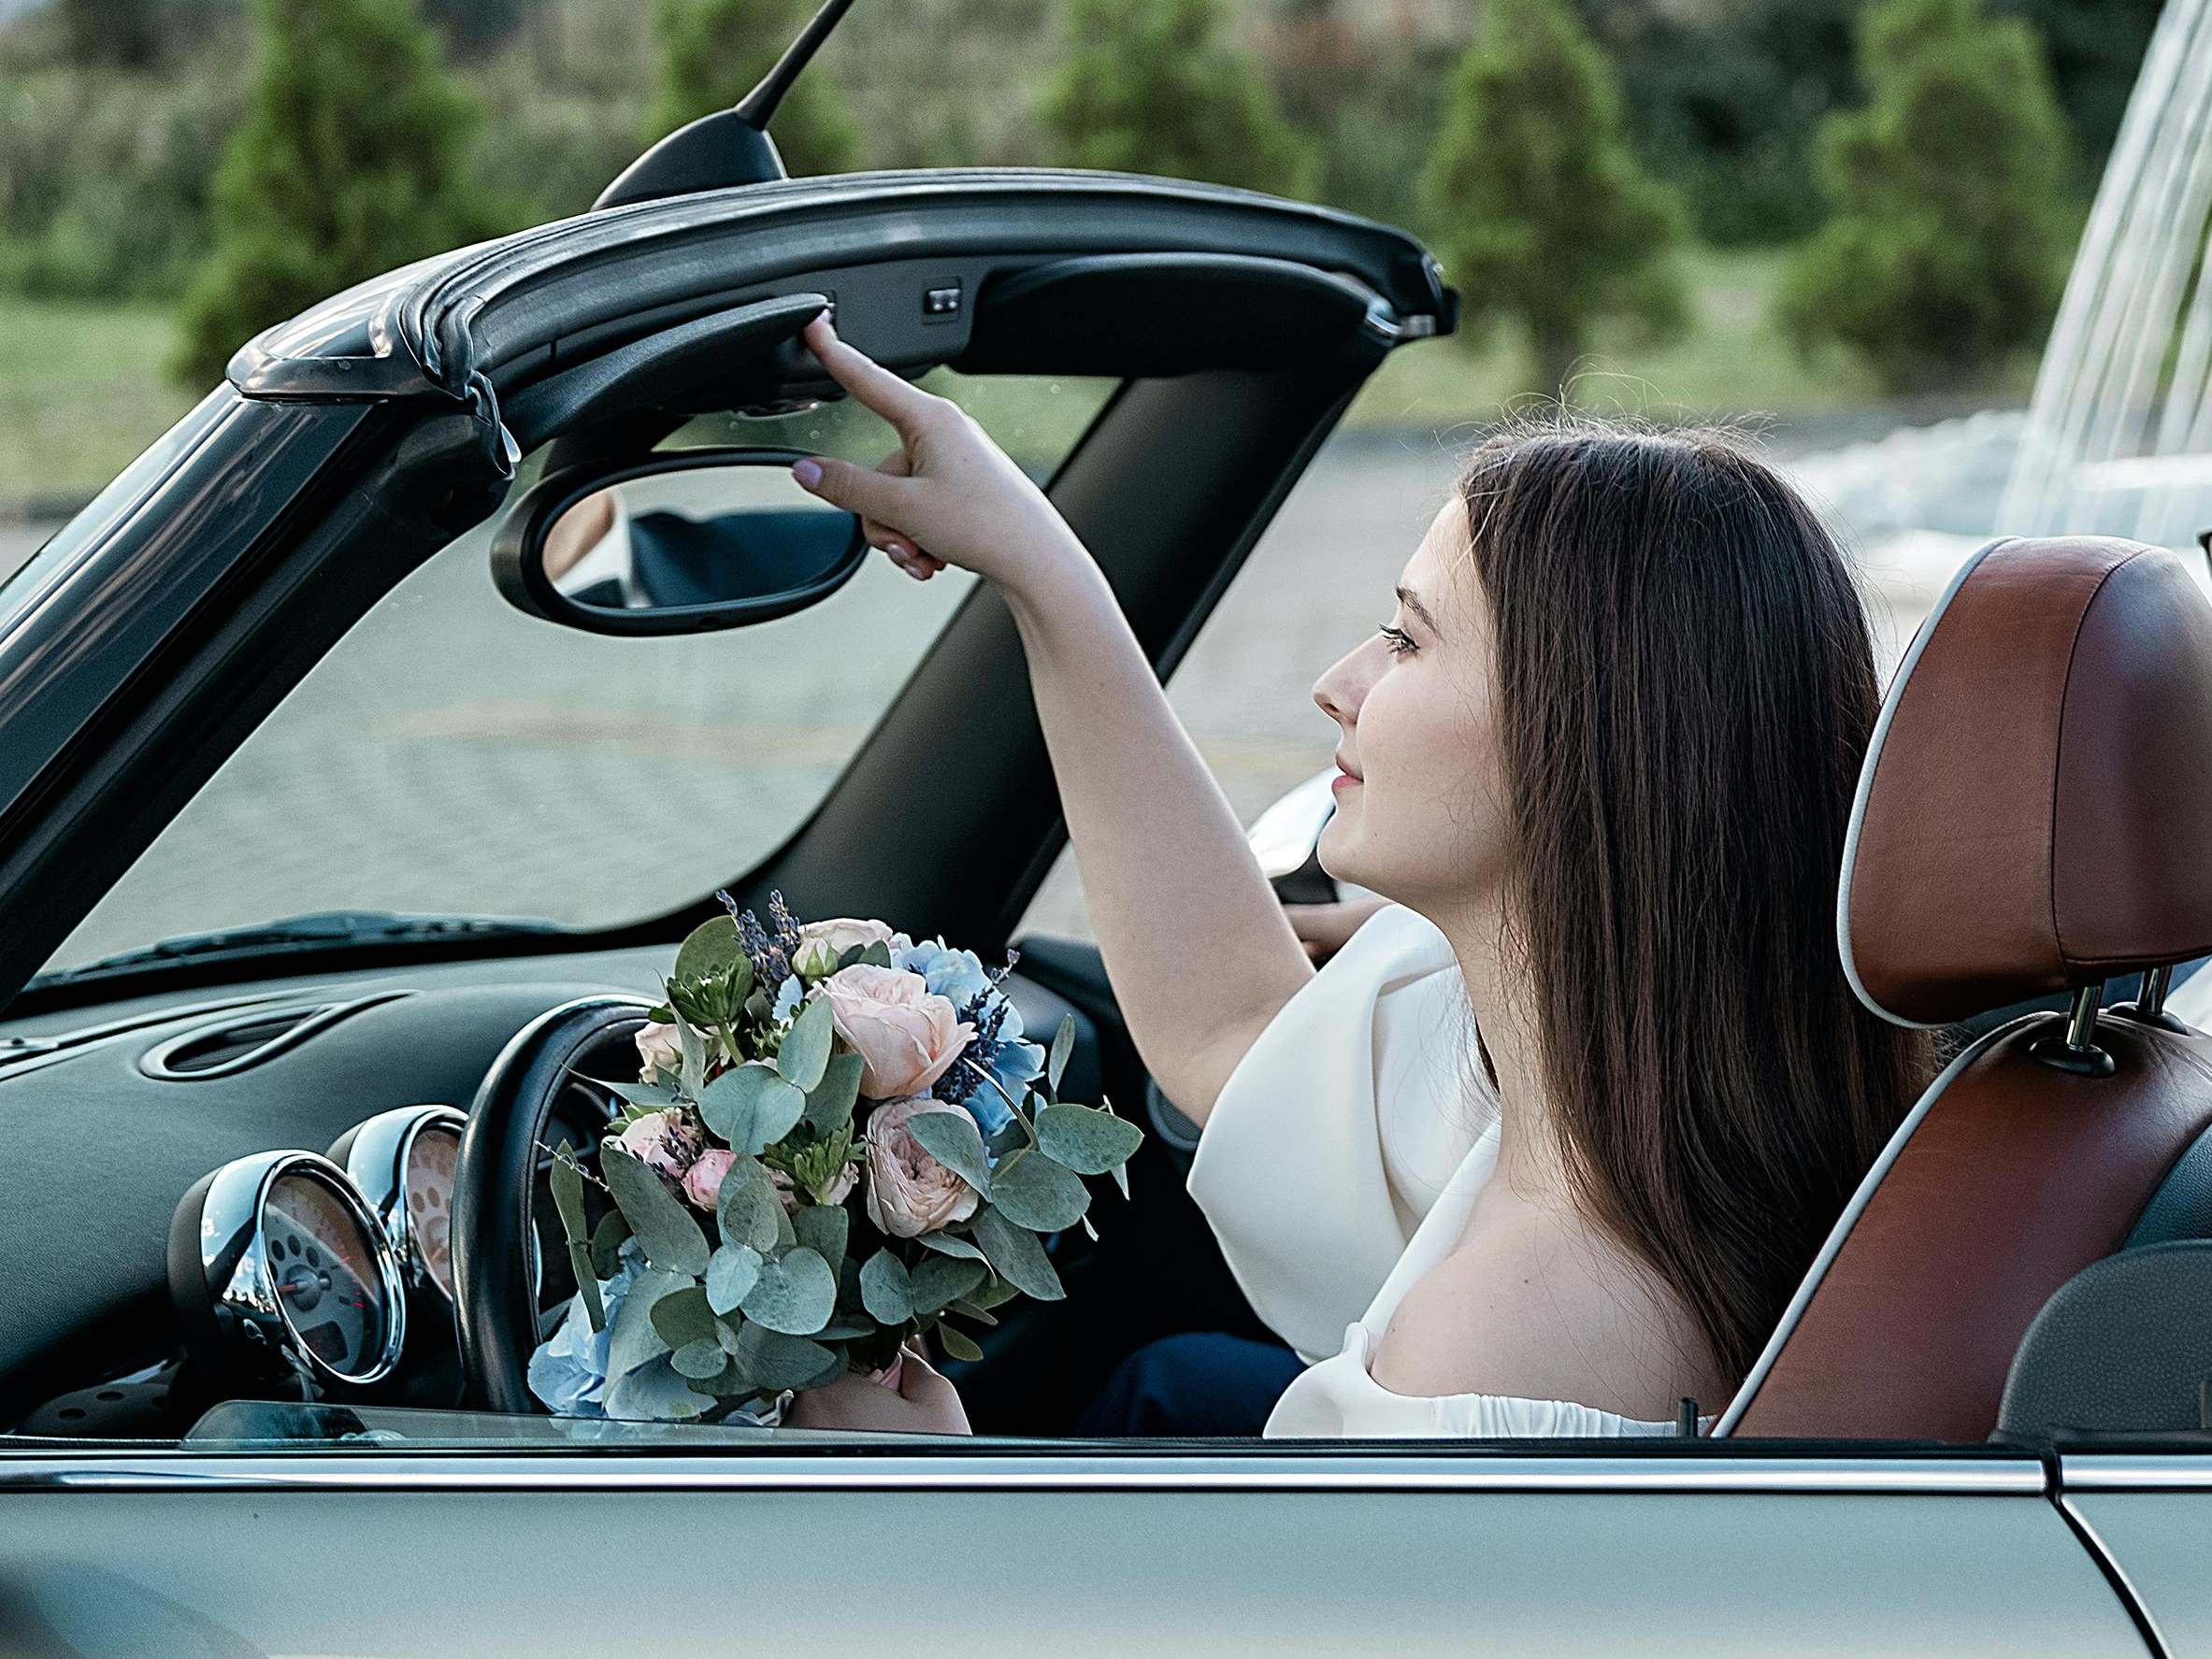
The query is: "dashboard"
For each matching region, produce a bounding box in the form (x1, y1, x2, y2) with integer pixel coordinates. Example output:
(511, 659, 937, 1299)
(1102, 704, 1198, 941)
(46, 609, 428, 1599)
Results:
(0, 942, 1096, 1436)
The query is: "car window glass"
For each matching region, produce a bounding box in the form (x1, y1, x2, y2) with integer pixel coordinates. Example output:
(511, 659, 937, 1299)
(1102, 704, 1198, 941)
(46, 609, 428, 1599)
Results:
(39, 371, 1115, 975)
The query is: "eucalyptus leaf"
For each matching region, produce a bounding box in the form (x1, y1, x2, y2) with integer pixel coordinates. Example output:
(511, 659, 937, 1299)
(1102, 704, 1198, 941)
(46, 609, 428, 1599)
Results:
(671, 1337, 727, 1380)
(774, 1202, 797, 1251)
(935, 1323, 985, 1365)
(731, 1322, 836, 1391)
(796, 1345, 850, 1392)
(904, 1108, 995, 1194)
(802, 1052, 865, 1135)
(740, 1246, 838, 1335)
(589, 1208, 632, 1279)
(566, 1244, 605, 1332)
(914, 1230, 985, 1261)
(649, 1283, 717, 1351)
(706, 1242, 763, 1315)
(547, 1147, 587, 1244)
(1035, 1102, 1144, 1176)
(697, 1064, 807, 1154)
(677, 1020, 709, 1098)
(601, 1149, 711, 1275)
(909, 1253, 988, 1317)
(674, 914, 747, 982)
(775, 994, 834, 1093)
(970, 1207, 1065, 1301)
(858, 1249, 913, 1323)
(590, 1076, 681, 1115)
(1110, 1161, 1130, 1202)
(948, 1298, 998, 1327)
(716, 1154, 783, 1254)
(985, 1150, 1090, 1232)
(815, 1316, 876, 1340)
(967, 1273, 1019, 1310)
(603, 1355, 704, 1421)
(857, 940, 894, 968)
(608, 1266, 687, 1378)
(1047, 1012, 1075, 1095)
(792, 1204, 849, 1278)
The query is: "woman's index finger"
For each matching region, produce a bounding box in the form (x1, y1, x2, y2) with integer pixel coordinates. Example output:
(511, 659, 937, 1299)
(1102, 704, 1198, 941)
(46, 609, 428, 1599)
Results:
(802, 314, 933, 434)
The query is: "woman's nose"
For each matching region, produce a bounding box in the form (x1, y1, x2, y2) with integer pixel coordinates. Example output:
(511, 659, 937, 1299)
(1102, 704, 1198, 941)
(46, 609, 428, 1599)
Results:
(1313, 643, 1367, 727)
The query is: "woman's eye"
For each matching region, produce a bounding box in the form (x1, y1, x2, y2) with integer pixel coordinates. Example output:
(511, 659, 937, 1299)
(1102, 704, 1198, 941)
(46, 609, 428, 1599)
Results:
(1378, 624, 1417, 657)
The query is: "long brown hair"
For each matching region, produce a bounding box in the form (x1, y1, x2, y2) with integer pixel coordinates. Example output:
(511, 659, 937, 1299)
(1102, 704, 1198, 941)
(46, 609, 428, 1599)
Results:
(1458, 419, 1930, 1384)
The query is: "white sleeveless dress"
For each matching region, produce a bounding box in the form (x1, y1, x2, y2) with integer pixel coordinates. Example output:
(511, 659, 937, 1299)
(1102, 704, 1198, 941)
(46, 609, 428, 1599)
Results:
(1187, 904, 1697, 1438)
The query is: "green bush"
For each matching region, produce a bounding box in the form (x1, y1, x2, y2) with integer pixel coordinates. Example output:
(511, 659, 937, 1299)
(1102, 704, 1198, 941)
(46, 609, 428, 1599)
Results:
(647, 0, 859, 177)
(1420, 0, 1687, 398)
(172, 0, 517, 388)
(1776, 0, 2076, 393)
(1039, 0, 1314, 196)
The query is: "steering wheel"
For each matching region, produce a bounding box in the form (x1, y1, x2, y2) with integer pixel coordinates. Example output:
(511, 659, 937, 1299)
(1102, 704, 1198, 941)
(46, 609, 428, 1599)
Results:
(451, 994, 652, 1412)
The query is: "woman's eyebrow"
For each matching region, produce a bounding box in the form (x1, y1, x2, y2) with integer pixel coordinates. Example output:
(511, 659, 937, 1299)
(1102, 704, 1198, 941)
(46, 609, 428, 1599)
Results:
(1396, 585, 1441, 632)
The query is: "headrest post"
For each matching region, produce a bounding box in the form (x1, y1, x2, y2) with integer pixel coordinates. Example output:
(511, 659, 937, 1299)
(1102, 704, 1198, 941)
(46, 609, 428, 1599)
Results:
(2031, 982, 2118, 1077)
(2139, 964, 2174, 1019)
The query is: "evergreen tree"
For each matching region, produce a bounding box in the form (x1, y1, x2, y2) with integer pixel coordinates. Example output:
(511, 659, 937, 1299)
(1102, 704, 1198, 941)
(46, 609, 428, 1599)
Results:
(1419, 0, 1686, 399)
(1776, 0, 2076, 393)
(648, 0, 859, 177)
(174, 0, 507, 387)
(1039, 0, 1314, 197)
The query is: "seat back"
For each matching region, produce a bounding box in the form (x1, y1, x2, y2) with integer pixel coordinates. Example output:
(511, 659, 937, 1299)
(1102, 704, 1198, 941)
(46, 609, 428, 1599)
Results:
(1718, 536, 2212, 1440)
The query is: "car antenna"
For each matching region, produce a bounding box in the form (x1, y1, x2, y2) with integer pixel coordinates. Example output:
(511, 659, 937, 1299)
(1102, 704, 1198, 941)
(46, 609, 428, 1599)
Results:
(595, 0, 858, 211)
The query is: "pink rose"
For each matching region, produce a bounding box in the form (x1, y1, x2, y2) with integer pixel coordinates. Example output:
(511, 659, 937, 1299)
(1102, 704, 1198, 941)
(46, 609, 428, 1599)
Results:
(682, 1148, 736, 1211)
(635, 1021, 684, 1083)
(613, 1109, 697, 1186)
(792, 917, 903, 980)
(863, 1097, 982, 1237)
(821, 965, 974, 1098)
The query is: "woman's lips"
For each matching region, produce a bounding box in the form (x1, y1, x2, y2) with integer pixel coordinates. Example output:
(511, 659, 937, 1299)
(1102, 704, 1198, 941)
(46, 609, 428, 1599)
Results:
(1331, 770, 1360, 793)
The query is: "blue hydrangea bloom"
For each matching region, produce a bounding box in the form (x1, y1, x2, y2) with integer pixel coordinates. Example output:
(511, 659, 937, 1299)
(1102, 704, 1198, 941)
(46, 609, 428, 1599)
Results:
(771, 974, 804, 1022)
(894, 937, 992, 1005)
(525, 1239, 645, 1417)
(961, 1004, 1046, 1139)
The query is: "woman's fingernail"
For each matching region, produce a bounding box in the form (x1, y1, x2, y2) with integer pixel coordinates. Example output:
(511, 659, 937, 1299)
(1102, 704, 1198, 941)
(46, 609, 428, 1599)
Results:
(792, 458, 823, 488)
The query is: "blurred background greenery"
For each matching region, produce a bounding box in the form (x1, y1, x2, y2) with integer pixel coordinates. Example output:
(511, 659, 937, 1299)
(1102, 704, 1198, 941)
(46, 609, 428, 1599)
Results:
(0, 0, 2157, 508)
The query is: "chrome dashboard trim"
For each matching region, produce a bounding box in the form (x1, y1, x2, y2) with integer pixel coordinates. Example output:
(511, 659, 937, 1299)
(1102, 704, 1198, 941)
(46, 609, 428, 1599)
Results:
(331, 1103, 467, 1301)
(2059, 1455, 2212, 1490)
(0, 1452, 2049, 1495)
(139, 990, 411, 1080)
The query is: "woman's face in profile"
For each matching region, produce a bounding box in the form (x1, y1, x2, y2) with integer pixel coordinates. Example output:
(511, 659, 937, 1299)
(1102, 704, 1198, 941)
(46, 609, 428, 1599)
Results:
(1311, 493, 1512, 918)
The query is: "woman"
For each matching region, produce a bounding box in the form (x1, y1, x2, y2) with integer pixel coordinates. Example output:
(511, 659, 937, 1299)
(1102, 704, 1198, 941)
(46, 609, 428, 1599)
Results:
(783, 312, 1929, 1437)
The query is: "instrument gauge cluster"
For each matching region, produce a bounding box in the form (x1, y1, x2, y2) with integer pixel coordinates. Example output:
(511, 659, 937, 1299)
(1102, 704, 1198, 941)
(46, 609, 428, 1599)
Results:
(166, 1104, 467, 1392)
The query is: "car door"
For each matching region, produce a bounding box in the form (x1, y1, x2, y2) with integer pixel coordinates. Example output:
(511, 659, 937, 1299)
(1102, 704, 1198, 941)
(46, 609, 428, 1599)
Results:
(2058, 1452, 2212, 1656)
(0, 1441, 2147, 1656)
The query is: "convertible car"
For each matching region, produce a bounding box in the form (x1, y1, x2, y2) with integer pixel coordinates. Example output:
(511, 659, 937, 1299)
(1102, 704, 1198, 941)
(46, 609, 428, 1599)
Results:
(5, 56, 2212, 1659)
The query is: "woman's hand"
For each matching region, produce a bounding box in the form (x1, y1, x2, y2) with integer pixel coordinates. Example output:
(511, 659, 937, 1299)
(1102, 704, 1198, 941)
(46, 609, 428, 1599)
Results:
(1283, 894, 1390, 963)
(783, 1347, 972, 1436)
(788, 313, 1090, 607)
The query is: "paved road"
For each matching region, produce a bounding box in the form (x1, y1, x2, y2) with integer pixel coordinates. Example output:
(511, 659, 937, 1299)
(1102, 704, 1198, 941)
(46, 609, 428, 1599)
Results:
(10, 429, 1978, 967)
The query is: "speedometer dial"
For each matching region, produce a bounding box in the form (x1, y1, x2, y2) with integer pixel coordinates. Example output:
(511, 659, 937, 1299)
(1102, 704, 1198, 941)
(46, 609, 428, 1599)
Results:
(403, 1123, 459, 1297)
(167, 1150, 406, 1387)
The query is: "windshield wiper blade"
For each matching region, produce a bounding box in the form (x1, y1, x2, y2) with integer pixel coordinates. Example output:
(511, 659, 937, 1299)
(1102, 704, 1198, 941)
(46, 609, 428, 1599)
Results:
(31, 910, 569, 987)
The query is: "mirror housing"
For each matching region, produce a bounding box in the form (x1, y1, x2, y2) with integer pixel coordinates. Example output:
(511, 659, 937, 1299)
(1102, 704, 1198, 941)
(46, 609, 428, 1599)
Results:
(491, 447, 869, 636)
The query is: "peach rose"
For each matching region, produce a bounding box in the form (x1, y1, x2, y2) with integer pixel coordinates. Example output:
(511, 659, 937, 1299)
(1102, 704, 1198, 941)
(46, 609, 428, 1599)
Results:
(821, 964, 974, 1098)
(863, 1097, 982, 1237)
(635, 1021, 684, 1083)
(682, 1148, 736, 1211)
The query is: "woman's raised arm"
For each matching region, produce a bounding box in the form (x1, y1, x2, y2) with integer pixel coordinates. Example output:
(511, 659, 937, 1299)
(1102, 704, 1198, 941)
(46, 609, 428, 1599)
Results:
(789, 314, 1313, 1123)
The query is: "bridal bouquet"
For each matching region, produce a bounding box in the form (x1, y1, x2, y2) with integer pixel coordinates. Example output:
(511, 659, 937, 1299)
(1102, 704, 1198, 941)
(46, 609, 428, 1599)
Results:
(527, 892, 1142, 1423)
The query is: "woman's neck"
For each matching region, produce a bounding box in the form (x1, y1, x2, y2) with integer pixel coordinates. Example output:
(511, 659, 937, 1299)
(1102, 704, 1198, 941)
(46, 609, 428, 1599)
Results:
(1429, 898, 1577, 1209)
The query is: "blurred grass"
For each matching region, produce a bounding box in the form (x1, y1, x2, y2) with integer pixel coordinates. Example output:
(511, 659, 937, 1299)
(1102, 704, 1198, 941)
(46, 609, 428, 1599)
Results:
(2, 247, 2017, 512)
(0, 293, 199, 509)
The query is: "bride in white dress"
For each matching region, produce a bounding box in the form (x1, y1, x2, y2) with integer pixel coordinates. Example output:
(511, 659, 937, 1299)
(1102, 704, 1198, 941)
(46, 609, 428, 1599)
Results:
(781, 313, 1932, 1439)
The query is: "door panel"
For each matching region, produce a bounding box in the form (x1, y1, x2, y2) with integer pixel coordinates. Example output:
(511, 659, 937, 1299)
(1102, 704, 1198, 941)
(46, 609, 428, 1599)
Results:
(2063, 1458, 2212, 1657)
(0, 1457, 2145, 1658)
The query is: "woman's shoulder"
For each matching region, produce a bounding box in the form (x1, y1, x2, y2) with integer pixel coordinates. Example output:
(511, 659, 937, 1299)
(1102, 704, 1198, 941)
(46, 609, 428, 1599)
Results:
(1367, 1206, 1724, 1423)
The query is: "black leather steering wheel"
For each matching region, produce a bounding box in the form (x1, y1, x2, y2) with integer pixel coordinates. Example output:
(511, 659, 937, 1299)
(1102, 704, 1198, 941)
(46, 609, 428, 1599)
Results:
(452, 994, 651, 1413)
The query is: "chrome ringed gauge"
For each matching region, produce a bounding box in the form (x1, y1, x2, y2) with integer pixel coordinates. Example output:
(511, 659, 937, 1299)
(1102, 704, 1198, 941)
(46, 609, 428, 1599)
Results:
(329, 1105, 466, 1301)
(167, 1150, 406, 1386)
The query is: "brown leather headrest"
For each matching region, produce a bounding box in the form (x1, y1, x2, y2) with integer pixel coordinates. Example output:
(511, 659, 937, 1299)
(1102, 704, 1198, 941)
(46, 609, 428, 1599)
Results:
(1841, 536, 2212, 1025)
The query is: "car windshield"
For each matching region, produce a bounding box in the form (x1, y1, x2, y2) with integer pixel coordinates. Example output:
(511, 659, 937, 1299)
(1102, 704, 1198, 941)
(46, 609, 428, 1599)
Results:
(37, 371, 1117, 979)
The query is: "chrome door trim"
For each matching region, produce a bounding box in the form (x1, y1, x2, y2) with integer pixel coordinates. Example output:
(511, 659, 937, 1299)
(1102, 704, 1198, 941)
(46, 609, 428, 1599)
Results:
(0, 1451, 2049, 1495)
(2061, 1454, 2212, 1490)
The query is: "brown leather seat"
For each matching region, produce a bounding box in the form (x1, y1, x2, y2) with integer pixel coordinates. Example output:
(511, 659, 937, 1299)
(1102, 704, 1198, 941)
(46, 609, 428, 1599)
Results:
(1717, 535, 2212, 1442)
